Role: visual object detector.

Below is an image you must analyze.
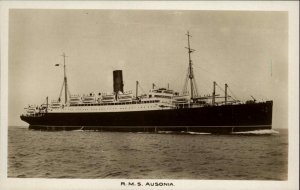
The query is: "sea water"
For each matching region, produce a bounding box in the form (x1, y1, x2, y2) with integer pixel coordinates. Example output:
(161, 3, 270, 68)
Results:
(8, 126, 288, 180)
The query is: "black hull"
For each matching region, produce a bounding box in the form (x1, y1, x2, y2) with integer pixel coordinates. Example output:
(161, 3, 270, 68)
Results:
(21, 101, 273, 134)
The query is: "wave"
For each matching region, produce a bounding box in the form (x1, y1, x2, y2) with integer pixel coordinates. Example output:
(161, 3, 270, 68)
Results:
(72, 129, 85, 132)
(232, 129, 279, 135)
(157, 131, 211, 135)
(157, 131, 175, 134)
(185, 131, 211, 135)
(66, 129, 279, 135)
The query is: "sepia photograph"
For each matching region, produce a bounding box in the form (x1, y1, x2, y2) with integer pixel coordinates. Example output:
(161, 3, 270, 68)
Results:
(1, 1, 299, 190)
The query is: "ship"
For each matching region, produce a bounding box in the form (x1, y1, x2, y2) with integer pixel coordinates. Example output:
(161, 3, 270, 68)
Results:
(20, 32, 273, 134)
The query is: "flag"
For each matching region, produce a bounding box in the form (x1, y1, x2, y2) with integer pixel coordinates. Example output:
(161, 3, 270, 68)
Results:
(55, 64, 60, 66)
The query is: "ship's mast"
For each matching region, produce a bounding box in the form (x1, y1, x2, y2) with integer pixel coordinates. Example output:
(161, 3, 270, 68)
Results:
(225, 83, 228, 105)
(46, 96, 48, 112)
(185, 31, 198, 100)
(62, 53, 68, 104)
(136, 81, 139, 98)
(212, 81, 216, 105)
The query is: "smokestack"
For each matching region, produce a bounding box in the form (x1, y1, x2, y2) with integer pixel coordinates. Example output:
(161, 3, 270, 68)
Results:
(113, 70, 124, 93)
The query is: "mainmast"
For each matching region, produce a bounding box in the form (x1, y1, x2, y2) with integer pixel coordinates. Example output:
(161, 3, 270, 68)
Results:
(59, 53, 68, 104)
(185, 31, 198, 100)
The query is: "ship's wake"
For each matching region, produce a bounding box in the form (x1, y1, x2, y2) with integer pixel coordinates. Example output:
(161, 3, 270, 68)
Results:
(157, 131, 211, 135)
(70, 129, 279, 135)
(184, 131, 211, 135)
(231, 129, 279, 135)
(72, 129, 85, 132)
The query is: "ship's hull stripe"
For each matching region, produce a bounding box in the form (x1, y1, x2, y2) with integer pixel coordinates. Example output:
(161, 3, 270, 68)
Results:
(27, 125, 271, 128)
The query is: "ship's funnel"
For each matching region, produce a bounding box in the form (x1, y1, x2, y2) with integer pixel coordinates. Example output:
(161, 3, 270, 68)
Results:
(113, 70, 124, 93)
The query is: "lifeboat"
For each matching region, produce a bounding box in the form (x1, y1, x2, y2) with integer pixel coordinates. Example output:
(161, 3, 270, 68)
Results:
(82, 93, 96, 104)
(69, 95, 82, 105)
(50, 100, 62, 109)
(101, 93, 115, 103)
(117, 91, 133, 102)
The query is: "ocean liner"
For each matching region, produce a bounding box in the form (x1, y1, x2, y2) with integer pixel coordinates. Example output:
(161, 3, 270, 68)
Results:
(20, 32, 273, 133)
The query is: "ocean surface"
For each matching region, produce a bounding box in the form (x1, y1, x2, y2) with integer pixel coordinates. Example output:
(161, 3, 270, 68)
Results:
(8, 126, 288, 180)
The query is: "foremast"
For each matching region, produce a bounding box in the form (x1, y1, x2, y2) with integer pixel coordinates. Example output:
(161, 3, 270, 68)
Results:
(184, 31, 198, 100)
(56, 53, 69, 104)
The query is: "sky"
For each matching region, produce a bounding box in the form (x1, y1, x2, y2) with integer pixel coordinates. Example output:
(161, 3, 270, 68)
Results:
(8, 10, 288, 127)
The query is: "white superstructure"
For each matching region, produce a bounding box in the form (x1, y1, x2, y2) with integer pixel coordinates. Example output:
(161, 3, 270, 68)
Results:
(23, 86, 211, 116)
